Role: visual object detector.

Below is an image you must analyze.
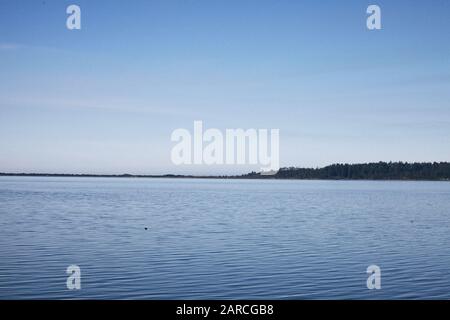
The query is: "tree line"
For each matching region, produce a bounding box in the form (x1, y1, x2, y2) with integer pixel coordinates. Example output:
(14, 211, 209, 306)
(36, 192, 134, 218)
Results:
(243, 162, 450, 180)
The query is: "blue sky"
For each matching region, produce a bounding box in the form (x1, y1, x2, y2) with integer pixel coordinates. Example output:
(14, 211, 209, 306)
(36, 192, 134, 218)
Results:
(1, 0, 450, 174)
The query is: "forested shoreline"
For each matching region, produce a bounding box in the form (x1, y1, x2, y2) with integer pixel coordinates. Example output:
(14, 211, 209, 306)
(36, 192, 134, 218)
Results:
(243, 162, 450, 180)
(2, 162, 450, 181)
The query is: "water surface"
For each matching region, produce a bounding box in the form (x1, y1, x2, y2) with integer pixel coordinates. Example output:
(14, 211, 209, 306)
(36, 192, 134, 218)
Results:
(1, 177, 450, 299)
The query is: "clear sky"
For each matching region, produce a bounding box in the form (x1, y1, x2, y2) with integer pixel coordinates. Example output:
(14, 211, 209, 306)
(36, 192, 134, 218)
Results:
(1, 0, 449, 174)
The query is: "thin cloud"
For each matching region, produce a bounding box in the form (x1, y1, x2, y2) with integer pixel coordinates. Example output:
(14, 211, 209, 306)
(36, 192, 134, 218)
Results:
(0, 96, 195, 117)
(0, 43, 68, 54)
(0, 43, 23, 50)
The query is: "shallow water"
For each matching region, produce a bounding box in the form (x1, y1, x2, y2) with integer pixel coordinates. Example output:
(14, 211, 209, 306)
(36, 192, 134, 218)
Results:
(1, 177, 450, 299)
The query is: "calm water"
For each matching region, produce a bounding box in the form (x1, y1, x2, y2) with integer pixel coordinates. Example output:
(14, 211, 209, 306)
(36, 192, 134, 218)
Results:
(1, 177, 450, 299)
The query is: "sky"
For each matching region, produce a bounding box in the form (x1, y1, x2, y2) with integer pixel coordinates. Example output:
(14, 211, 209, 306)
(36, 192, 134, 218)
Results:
(1, 0, 450, 175)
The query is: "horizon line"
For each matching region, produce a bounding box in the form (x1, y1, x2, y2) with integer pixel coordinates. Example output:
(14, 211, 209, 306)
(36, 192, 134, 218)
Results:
(1, 161, 450, 179)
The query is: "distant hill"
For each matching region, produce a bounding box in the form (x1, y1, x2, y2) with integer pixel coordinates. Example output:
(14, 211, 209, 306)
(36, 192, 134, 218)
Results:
(242, 162, 450, 180)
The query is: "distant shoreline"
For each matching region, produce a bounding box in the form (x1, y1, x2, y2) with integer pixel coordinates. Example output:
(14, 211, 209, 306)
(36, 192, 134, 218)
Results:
(0, 173, 449, 182)
(0, 173, 225, 179)
(2, 161, 450, 181)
